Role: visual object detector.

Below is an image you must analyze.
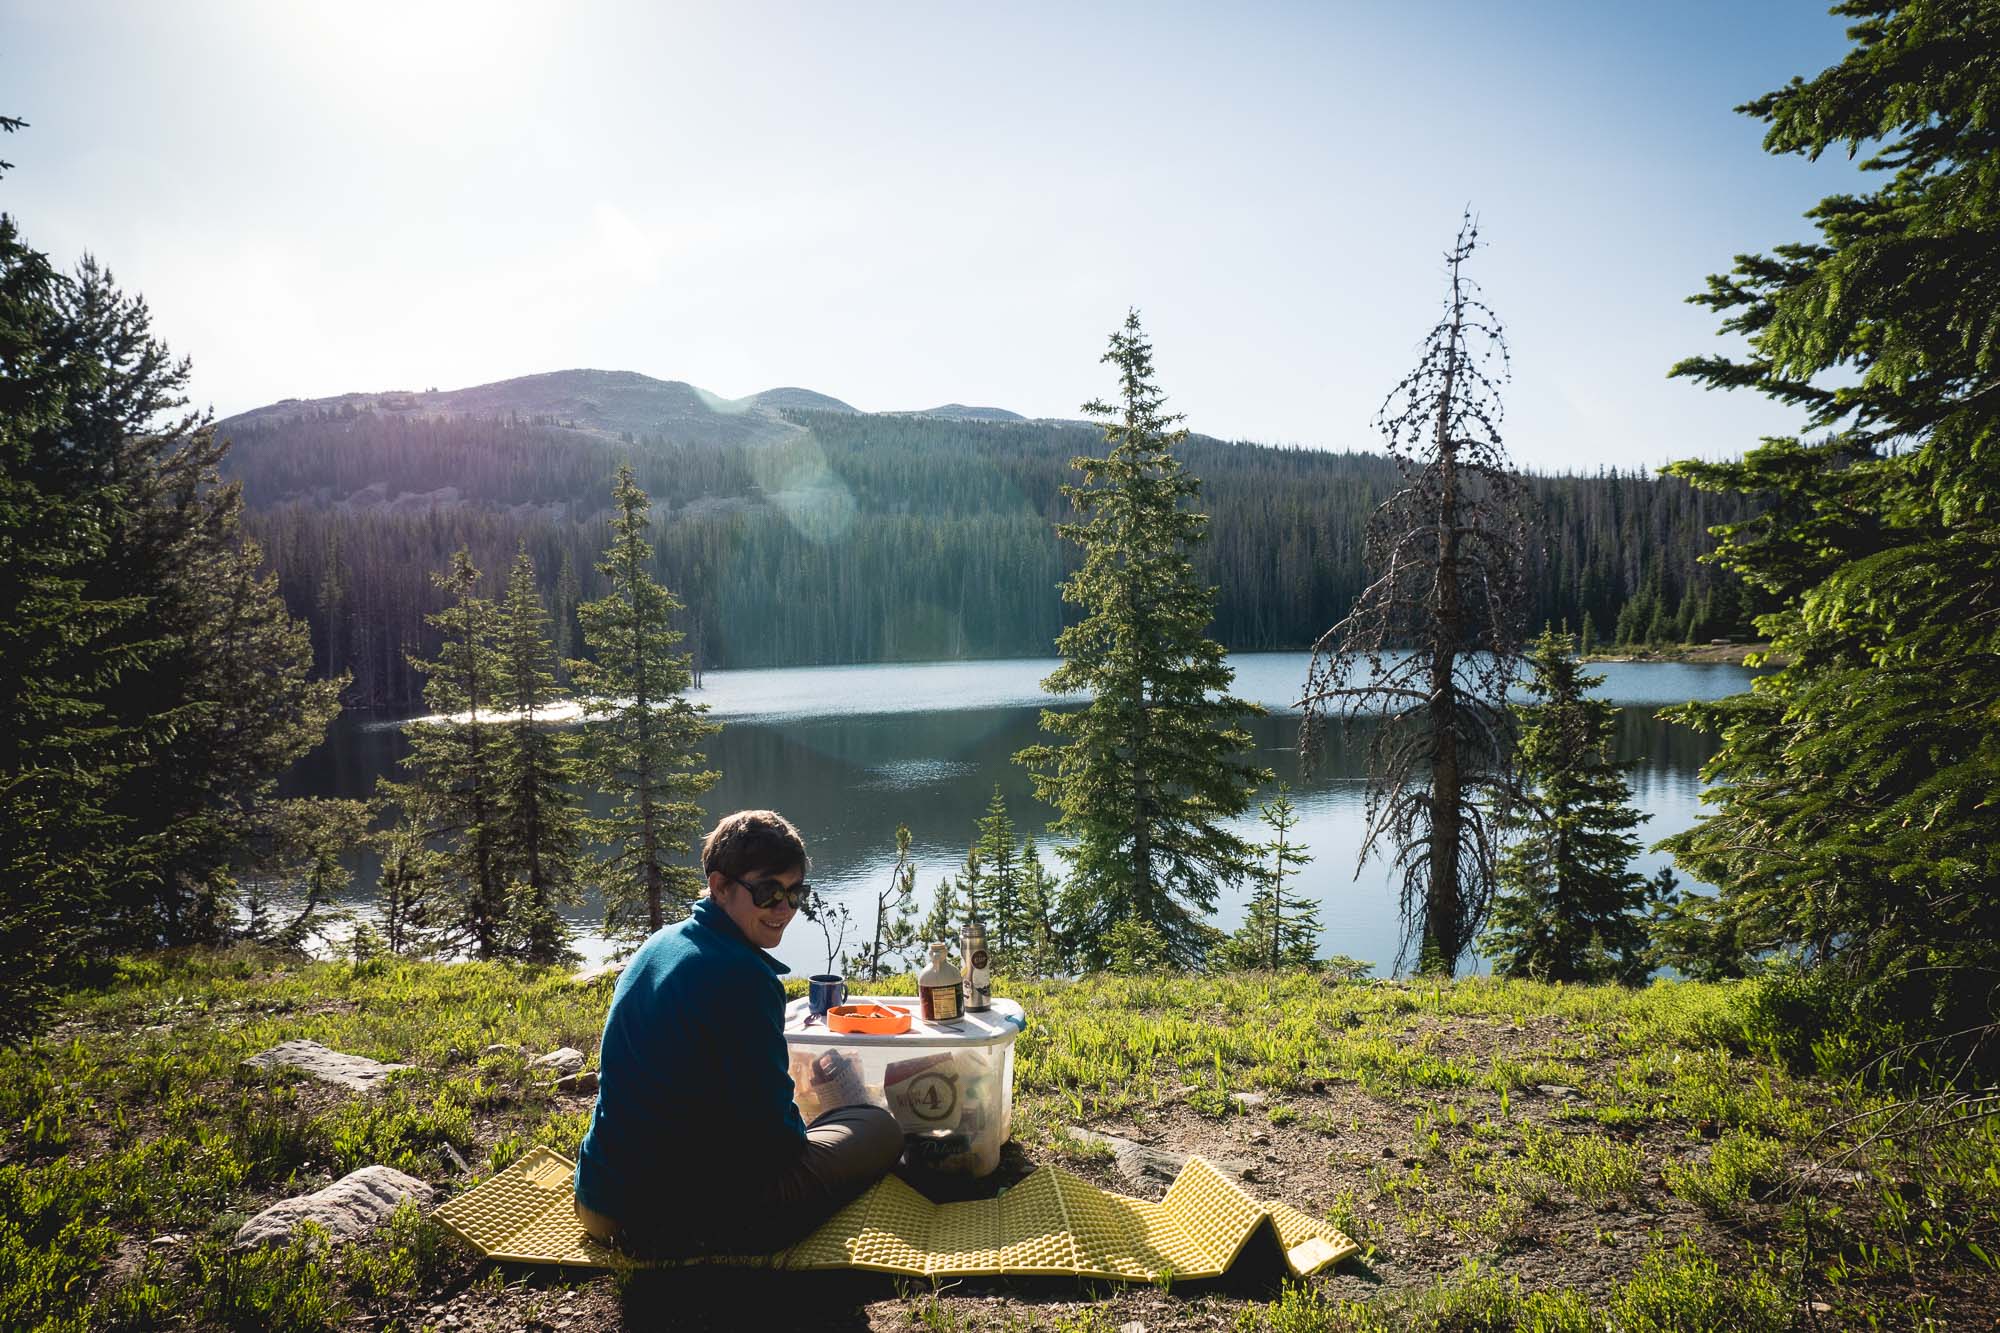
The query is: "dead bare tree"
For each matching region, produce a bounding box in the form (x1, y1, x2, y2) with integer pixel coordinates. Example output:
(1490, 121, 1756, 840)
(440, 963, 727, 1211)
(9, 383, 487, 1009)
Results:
(1301, 213, 1529, 975)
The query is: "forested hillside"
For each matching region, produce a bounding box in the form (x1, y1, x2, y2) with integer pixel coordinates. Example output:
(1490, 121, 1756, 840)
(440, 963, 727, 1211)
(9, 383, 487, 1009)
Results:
(222, 378, 1760, 709)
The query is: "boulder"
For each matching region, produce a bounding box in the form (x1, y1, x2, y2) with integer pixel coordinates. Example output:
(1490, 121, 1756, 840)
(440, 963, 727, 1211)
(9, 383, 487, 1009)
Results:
(233, 1166, 433, 1248)
(1230, 1091, 1269, 1110)
(556, 1069, 599, 1095)
(571, 963, 623, 986)
(242, 1040, 410, 1092)
(1066, 1127, 1257, 1194)
(530, 1046, 586, 1075)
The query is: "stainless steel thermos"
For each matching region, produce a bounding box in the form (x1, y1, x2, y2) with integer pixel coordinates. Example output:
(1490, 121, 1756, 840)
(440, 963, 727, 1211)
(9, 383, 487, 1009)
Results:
(960, 917, 991, 1012)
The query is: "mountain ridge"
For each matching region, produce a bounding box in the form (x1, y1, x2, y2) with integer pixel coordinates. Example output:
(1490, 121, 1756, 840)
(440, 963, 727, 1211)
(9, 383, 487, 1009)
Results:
(215, 368, 1088, 445)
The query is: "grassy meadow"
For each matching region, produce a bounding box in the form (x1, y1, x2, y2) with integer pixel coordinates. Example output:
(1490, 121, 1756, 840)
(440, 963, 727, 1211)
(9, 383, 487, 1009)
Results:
(3, 951, 1996, 1331)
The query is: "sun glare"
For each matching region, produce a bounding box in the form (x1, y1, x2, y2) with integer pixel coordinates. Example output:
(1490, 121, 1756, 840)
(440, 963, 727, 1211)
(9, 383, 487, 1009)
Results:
(289, 2, 548, 100)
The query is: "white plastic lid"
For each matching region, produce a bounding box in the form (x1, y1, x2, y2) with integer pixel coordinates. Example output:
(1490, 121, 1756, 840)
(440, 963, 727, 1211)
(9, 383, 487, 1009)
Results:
(783, 995, 1024, 1047)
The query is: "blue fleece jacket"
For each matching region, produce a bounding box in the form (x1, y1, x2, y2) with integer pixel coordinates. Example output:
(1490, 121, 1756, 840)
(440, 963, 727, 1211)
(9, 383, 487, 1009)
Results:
(573, 897, 806, 1223)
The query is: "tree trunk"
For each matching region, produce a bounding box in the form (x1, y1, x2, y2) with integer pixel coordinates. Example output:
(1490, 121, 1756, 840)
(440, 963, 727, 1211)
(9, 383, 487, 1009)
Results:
(1425, 285, 1466, 976)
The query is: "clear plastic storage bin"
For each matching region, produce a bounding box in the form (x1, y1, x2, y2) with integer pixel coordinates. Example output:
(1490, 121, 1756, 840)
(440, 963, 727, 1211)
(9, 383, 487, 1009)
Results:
(784, 996, 1024, 1178)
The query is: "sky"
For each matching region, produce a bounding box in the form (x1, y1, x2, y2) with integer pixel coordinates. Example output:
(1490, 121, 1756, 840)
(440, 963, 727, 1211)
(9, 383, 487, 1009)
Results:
(4, 1, 1866, 473)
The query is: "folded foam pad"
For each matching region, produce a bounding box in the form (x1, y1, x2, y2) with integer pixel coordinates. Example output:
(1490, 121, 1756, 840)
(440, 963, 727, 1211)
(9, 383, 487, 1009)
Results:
(434, 1145, 1358, 1280)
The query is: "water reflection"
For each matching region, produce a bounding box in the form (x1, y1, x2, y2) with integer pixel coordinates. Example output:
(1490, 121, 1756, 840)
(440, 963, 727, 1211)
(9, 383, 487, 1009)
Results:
(280, 654, 1745, 973)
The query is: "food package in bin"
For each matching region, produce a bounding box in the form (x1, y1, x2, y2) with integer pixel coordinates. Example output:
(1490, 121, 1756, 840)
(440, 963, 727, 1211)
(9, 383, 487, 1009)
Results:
(902, 1109, 1005, 1177)
(788, 1046, 873, 1124)
(884, 1051, 968, 1131)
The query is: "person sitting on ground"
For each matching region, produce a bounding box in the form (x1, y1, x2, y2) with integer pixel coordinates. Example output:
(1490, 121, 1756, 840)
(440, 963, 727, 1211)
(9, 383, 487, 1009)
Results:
(572, 809, 902, 1256)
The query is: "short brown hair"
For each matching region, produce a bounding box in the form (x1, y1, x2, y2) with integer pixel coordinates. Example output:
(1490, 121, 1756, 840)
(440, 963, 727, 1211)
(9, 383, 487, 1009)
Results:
(701, 809, 808, 881)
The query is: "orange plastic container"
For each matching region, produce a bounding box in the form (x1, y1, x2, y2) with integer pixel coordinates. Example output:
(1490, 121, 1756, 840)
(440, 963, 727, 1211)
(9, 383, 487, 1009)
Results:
(827, 1002, 913, 1035)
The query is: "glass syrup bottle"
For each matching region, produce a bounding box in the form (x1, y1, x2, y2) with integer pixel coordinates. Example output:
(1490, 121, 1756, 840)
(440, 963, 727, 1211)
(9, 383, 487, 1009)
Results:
(918, 941, 964, 1024)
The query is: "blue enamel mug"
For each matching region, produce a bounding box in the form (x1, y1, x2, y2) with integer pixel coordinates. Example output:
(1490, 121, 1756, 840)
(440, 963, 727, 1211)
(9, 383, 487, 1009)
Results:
(808, 973, 847, 1018)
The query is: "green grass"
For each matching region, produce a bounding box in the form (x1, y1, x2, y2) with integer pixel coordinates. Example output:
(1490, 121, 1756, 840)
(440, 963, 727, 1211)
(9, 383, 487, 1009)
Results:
(2, 952, 1996, 1330)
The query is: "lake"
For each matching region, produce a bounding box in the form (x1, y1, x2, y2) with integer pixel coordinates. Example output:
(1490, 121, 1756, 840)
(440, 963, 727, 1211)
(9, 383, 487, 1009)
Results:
(283, 653, 1753, 974)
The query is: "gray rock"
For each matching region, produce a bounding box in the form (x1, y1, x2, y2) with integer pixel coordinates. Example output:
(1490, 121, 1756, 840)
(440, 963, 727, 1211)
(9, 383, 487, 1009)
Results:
(1230, 1091, 1268, 1110)
(1066, 1127, 1257, 1194)
(242, 1040, 410, 1092)
(557, 1069, 599, 1095)
(571, 963, 623, 986)
(233, 1166, 433, 1248)
(1797, 1163, 1868, 1188)
(479, 1042, 522, 1059)
(530, 1046, 586, 1075)
(1535, 1084, 1580, 1100)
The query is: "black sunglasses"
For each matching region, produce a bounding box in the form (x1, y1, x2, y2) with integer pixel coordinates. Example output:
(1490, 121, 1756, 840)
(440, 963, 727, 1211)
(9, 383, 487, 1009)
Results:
(726, 874, 812, 911)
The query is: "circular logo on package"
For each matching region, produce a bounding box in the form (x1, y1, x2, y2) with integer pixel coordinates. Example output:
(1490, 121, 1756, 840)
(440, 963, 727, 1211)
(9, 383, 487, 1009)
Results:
(971, 949, 989, 971)
(906, 1071, 959, 1122)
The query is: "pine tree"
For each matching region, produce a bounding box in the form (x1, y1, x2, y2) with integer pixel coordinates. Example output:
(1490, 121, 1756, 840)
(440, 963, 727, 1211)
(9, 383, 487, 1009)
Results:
(244, 798, 374, 953)
(1481, 629, 1650, 983)
(848, 824, 921, 981)
(971, 787, 1025, 960)
(3, 162, 338, 1036)
(1018, 837, 1067, 976)
(1225, 785, 1320, 970)
(573, 466, 719, 943)
(1301, 215, 1528, 975)
(552, 547, 580, 686)
(919, 871, 965, 952)
(317, 528, 346, 681)
(1016, 312, 1269, 969)
(494, 549, 588, 964)
(384, 549, 510, 958)
(1645, 868, 1749, 983)
(1659, 0, 2000, 1053)
(371, 792, 447, 958)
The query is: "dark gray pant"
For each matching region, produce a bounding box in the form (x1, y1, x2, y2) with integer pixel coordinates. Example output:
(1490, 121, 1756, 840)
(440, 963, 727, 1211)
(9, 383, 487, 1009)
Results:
(575, 1104, 903, 1258)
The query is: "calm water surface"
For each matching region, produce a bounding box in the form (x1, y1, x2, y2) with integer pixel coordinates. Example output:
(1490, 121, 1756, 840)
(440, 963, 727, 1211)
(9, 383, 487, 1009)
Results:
(285, 653, 1753, 974)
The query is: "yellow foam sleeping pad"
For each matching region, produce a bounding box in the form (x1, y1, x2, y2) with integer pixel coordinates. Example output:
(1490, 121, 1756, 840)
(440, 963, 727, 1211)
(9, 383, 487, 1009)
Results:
(435, 1145, 1359, 1280)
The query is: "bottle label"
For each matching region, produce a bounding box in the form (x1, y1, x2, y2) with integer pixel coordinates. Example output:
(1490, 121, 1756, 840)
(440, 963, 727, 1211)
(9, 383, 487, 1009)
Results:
(925, 983, 961, 1022)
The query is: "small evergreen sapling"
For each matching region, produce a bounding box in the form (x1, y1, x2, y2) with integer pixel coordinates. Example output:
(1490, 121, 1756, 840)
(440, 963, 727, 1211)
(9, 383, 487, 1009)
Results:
(1225, 784, 1320, 970)
(1017, 837, 1067, 975)
(972, 787, 1025, 960)
(848, 824, 921, 981)
(242, 798, 374, 953)
(1481, 628, 1649, 984)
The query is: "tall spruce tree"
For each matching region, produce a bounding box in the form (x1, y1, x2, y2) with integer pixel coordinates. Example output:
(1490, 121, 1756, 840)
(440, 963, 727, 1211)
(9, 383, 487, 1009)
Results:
(1659, 0, 2000, 1051)
(1016, 311, 1268, 969)
(573, 466, 719, 943)
(1225, 785, 1320, 970)
(2, 205, 149, 1038)
(1301, 215, 1528, 975)
(1481, 629, 1650, 984)
(384, 549, 510, 958)
(3, 156, 338, 1036)
(495, 549, 588, 964)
